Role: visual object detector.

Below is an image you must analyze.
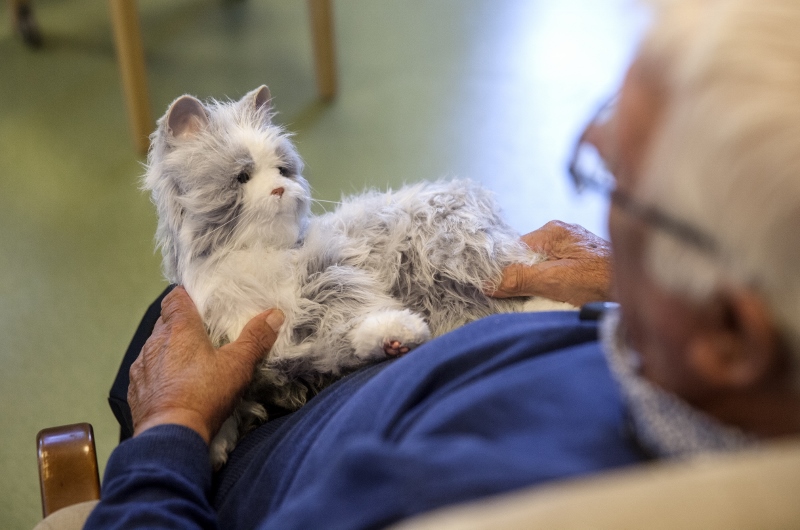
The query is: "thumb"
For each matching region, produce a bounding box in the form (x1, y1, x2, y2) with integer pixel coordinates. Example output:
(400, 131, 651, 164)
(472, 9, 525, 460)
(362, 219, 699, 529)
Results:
(223, 309, 284, 367)
(490, 264, 541, 298)
(519, 229, 551, 253)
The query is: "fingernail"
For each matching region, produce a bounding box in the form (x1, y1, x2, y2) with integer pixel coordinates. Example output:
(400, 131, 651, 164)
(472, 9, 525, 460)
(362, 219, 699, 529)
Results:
(266, 310, 285, 332)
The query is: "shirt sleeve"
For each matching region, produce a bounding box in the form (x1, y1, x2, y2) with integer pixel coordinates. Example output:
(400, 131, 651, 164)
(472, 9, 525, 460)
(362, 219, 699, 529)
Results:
(84, 424, 217, 530)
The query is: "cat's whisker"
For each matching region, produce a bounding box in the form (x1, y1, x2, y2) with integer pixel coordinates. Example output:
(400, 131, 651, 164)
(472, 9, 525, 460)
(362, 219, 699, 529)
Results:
(204, 209, 246, 239)
(309, 198, 342, 214)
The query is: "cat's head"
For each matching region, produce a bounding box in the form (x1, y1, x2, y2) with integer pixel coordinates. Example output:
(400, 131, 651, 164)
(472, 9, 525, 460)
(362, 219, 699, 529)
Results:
(144, 86, 311, 283)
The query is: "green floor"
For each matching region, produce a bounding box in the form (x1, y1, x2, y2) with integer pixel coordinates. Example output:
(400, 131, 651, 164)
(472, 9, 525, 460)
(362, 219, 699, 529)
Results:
(0, 1, 640, 527)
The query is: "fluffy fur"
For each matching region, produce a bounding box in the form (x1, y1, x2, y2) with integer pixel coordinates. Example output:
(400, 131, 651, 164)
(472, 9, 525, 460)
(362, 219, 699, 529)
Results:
(144, 86, 571, 467)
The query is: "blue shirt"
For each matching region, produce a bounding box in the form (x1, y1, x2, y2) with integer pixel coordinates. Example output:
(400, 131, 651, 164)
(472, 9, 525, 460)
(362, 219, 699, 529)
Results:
(87, 311, 649, 529)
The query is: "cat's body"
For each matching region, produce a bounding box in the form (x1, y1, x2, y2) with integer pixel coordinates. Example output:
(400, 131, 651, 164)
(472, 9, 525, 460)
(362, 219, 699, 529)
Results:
(145, 86, 570, 467)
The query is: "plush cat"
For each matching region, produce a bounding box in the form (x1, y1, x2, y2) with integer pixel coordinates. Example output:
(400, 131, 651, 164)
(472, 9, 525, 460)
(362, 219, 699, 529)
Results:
(144, 85, 571, 467)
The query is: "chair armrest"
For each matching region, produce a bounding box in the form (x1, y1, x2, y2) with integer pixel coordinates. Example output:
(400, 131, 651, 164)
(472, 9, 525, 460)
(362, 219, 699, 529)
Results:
(37, 423, 101, 518)
(393, 438, 800, 529)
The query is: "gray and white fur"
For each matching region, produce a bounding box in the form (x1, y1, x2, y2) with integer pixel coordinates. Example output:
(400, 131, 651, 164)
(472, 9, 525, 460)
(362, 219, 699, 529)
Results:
(144, 86, 571, 467)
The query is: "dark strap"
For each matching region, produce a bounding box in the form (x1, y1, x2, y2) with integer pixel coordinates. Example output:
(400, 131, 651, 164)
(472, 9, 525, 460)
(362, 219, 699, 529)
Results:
(579, 301, 619, 321)
(108, 285, 176, 442)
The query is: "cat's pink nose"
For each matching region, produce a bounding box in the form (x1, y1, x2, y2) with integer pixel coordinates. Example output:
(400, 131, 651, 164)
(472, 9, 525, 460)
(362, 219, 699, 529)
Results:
(271, 187, 285, 198)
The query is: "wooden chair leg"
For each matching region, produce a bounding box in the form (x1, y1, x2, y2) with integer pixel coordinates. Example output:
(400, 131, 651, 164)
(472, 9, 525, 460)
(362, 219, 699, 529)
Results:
(109, 0, 153, 155)
(37, 423, 101, 518)
(8, 0, 42, 48)
(308, 0, 337, 101)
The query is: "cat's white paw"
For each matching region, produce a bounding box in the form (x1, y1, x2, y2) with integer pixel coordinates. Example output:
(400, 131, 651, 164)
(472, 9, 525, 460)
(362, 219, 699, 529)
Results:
(383, 340, 410, 357)
(209, 416, 238, 470)
(209, 440, 230, 470)
(351, 309, 431, 360)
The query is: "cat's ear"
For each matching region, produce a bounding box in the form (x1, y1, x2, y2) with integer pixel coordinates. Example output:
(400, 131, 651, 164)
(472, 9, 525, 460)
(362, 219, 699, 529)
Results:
(166, 95, 209, 140)
(243, 85, 272, 123)
(253, 85, 272, 111)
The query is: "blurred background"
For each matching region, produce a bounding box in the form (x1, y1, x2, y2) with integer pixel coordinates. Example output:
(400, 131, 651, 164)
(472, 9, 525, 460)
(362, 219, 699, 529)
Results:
(0, 0, 644, 527)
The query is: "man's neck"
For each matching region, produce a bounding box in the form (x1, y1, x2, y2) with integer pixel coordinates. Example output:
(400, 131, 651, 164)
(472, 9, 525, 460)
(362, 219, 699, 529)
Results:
(694, 384, 800, 440)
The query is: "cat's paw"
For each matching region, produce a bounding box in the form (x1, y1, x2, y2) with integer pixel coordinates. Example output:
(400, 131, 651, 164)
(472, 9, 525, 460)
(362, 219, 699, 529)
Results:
(383, 340, 410, 357)
(351, 309, 431, 360)
(209, 440, 230, 470)
(209, 416, 238, 471)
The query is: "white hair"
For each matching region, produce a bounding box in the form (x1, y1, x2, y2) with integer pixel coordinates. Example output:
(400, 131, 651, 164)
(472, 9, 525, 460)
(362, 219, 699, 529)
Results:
(637, 0, 800, 364)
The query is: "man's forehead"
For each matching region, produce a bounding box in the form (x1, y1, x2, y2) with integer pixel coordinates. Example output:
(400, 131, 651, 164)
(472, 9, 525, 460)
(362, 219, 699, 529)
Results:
(615, 56, 667, 189)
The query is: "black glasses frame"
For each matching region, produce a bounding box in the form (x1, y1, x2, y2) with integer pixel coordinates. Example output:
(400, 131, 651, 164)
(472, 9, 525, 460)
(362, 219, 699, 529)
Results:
(567, 95, 720, 257)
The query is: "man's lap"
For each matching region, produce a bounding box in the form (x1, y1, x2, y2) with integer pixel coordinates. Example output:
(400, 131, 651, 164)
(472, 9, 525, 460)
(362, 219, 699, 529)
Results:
(206, 311, 648, 529)
(109, 294, 647, 529)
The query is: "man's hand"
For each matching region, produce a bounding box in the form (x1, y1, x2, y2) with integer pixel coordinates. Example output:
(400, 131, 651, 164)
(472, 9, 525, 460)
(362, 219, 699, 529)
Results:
(488, 221, 612, 307)
(128, 287, 284, 444)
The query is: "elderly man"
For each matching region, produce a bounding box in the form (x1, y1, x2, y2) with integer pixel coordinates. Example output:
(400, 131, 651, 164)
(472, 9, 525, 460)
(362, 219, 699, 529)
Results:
(82, 0, 800, 528)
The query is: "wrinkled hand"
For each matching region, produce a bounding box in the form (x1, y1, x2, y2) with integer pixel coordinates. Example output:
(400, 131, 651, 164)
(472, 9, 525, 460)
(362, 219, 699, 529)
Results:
(488, 220, 612, 307)
(129, 286, 284, 444)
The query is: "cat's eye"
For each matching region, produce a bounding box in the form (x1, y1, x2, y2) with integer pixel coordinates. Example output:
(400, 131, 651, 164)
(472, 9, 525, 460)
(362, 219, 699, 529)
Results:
(237, 170, 251, 184)
(278, 166, 291, 177)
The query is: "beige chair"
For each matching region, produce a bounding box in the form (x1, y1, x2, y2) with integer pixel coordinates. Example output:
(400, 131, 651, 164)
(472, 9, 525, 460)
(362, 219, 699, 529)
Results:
(8, 0, 337, 154)
(393, 439, 800, 530)
(35, 423, 800, 529)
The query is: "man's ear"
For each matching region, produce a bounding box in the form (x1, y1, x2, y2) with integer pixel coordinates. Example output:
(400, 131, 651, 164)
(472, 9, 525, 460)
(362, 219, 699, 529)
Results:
(687, 288, 783, 390)
(166, 95, 208, 140)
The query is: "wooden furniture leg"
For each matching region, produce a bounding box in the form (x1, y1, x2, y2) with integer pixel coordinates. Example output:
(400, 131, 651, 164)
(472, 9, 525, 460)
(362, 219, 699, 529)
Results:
(308, 0, 337, 101)
(14, 1, 333, 155)
(7, 0, 42, 47)
(37, 423, 101, 518)
(109, 0, 153, 155)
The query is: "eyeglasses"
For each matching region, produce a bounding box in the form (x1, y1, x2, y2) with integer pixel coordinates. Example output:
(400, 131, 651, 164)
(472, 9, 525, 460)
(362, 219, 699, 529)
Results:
(567, 95, 721, 258)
